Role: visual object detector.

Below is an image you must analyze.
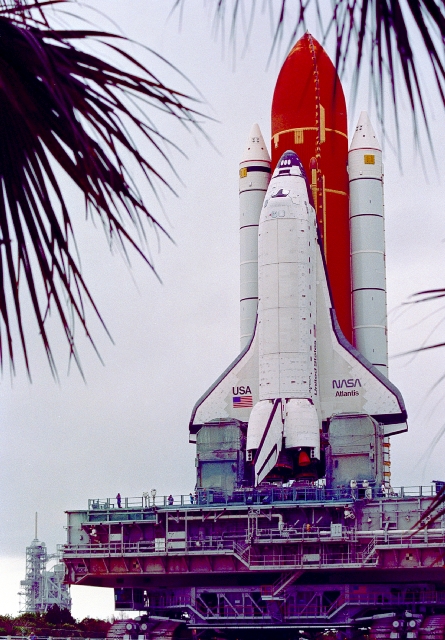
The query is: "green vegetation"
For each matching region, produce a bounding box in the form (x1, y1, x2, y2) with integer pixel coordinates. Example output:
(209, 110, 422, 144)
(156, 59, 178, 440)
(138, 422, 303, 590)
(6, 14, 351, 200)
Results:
(0, 605, 112, 638)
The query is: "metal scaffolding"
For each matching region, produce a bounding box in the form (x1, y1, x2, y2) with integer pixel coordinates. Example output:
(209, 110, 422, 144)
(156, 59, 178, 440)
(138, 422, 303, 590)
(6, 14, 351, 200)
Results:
(20, 516, 71, 614)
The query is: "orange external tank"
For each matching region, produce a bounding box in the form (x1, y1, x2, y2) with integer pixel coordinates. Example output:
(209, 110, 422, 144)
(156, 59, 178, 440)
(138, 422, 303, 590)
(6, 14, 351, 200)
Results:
(271, 33, 352, 343)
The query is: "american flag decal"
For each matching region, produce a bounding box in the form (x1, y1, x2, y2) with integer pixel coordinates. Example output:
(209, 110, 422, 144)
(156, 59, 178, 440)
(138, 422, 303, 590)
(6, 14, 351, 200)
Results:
(233, 396, 253, 408)
(352, 585, 367, 594)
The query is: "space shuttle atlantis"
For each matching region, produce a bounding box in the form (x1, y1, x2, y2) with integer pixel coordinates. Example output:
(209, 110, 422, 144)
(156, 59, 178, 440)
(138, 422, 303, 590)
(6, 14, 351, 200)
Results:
(189, 34, 407, 486)
(190, 149, 406, 485)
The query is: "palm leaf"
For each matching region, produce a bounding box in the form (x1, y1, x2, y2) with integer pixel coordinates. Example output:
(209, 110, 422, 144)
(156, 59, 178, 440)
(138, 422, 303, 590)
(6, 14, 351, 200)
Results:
(0, 3, 205, 375)
(197, 0, 445, 146)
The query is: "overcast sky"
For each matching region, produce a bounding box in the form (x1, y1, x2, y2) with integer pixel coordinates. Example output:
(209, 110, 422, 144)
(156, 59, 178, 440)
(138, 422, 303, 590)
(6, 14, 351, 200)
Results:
(1, 0, 445, 620)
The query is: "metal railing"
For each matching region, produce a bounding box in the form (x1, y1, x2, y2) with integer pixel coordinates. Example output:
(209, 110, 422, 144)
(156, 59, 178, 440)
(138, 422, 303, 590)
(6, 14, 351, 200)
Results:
(62, 526, 357, 557)
(61, 526, 445, 557)
(87, 484, 441, 512)
(246, 549, 378, 569)
(61, 525, 445, 574)
(61, 539, 377, 569)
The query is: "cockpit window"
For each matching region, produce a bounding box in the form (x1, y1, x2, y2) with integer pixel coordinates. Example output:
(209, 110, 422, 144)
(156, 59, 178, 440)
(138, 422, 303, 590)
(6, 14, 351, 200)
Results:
(272, 188, 290, 198)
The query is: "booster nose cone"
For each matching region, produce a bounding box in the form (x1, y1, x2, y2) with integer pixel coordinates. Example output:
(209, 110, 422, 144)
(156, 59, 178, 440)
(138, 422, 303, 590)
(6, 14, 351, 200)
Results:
(241, 123, 270, 163)
(349, 111, 381, 152)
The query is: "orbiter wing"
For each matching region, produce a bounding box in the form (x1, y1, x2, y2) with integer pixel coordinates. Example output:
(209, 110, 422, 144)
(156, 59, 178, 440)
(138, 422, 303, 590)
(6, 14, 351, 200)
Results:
(315, 242, 407, 436)
(189, 241, 407, 441)
(189, 328, 259, 441)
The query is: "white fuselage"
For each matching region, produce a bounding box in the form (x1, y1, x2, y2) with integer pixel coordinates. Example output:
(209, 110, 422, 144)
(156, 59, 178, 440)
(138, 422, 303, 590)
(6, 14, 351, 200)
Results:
(246, 160, 321, 473)
(258, 172, 317, 403)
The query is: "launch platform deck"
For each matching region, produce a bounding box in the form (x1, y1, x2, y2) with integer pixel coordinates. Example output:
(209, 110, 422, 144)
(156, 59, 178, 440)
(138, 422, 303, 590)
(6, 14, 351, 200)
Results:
(62, 485, 445, 638)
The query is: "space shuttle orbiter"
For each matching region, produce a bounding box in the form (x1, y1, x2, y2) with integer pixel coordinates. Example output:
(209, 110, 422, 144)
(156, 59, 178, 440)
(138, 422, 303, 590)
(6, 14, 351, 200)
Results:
(189, 150, 406, 485)
(189, 33, 407, 486)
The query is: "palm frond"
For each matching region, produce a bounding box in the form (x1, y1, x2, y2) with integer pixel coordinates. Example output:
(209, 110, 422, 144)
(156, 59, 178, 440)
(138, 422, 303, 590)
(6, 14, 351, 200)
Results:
(0, 0, 63, 26)
(393, 288, 445, 356)
(0, 6, 205, 374)
(197, 0, 445, 147)
(324, 0, 445, 154)
(411, 288, 445, 302)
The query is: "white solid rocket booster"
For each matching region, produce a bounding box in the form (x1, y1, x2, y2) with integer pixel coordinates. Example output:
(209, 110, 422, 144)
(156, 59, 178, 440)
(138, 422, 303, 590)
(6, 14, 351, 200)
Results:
(239, 124, 271, 349)
(349, 112, 388, 377)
